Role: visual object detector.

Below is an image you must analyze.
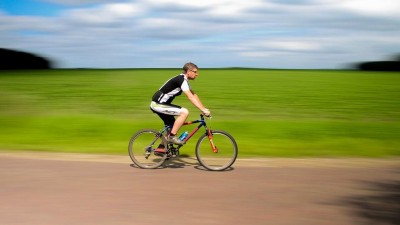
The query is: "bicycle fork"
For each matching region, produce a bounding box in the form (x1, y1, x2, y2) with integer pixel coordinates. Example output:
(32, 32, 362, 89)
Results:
(207, 129, 218, 153)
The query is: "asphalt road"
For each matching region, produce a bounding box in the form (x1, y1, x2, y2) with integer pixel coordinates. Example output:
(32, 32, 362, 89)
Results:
(1, 153, 399, 225)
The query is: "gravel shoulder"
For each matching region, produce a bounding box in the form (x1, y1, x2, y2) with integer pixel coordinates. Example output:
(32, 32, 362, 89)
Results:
(0, 150, 399, 168)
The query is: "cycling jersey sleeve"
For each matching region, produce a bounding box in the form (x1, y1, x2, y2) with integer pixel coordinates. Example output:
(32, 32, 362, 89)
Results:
(181, 79, 190, 92)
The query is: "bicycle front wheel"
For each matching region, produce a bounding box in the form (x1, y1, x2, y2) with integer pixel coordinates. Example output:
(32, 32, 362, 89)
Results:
(128, 129, 167, 169)
(195, 130, 238, 171)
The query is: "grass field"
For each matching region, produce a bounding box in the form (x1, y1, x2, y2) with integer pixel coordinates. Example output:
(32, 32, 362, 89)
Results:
(0, 69, 399, 157)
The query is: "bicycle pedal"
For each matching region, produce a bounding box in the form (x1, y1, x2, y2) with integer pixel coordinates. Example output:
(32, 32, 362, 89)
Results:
(166, 152, 177, 158)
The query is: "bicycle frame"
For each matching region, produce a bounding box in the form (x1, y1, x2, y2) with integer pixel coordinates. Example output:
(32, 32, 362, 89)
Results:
(160, 114, 218, 153)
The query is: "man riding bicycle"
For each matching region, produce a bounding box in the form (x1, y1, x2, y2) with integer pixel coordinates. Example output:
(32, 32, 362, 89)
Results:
(150, 62, 211, 146)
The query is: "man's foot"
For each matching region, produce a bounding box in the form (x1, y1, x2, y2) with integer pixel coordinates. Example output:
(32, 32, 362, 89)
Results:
(167, 136, 184, 145)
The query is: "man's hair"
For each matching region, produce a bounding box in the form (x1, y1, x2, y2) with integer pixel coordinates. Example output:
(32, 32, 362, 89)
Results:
(182, 62, 198, 73)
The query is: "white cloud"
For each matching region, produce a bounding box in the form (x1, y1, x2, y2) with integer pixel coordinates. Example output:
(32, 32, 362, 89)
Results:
(39, 0, 123, 6)
(64, 2, 143, 24)
(337, 0, 400, 17)
(264, 41, 320, 51)
(1, 0, 399, 68)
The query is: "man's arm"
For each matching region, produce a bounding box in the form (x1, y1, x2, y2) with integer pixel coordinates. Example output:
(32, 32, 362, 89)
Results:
(184, 90, 209, 115)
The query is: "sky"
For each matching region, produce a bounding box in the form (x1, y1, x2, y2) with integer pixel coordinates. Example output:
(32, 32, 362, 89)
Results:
(0, 0, 399, 69)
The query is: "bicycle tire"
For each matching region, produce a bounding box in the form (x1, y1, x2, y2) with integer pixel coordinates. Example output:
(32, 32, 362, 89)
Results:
(195, 130, 238, 171)
(128, 129, 167, 169)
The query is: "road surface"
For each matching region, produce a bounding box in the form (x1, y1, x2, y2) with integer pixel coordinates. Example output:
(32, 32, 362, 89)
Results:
(1, 152, 399, 225)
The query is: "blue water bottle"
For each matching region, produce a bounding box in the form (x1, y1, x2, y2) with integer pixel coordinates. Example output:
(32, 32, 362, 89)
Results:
(179, 131, 188, 141)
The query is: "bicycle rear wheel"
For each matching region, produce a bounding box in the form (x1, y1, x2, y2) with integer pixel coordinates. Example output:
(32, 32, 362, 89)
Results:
(128, 129, 167, 169)
(195, 130, 238, 171)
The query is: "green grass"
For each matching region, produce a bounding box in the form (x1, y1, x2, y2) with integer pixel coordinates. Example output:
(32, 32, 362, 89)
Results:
(0, 69, 399, 157)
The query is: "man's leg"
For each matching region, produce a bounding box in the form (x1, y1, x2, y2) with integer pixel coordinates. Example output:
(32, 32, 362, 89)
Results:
(170, 108, 189, 135)
(150, 102, 189, 145)
(166, 108, 188, 145)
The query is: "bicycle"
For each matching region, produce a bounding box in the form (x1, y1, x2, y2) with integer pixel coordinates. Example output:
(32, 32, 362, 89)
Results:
(128, 114, 238, 171)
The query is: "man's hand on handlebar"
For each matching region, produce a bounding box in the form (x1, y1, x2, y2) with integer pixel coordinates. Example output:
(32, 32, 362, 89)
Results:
(202, 108, 211, 117)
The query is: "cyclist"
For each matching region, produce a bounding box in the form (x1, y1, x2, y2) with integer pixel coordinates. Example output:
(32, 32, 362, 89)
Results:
(150, 62, 211, 147)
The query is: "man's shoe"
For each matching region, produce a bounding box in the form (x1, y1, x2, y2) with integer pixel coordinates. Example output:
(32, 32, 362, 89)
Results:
(167, 136, 184, 145)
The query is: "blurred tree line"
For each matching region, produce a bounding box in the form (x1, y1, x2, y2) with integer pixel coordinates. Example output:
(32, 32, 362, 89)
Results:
(0, 48, 53, 70)
(356, 54, 400, 71)
(0, 48, 399, 71)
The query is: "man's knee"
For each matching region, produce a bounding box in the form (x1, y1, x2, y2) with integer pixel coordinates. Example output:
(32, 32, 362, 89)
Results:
(180, 108, 189, 116)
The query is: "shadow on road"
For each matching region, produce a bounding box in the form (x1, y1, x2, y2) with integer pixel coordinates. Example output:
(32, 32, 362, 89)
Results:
(128, 156, 198, 170)
(345, 170, 400, 225)
(129, 156, 235, 172)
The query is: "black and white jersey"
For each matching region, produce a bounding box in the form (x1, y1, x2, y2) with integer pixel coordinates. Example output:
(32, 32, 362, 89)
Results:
(152, 74, 190, 104)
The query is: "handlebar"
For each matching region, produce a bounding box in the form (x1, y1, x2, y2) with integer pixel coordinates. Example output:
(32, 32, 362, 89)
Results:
(200, 114, 212, 119)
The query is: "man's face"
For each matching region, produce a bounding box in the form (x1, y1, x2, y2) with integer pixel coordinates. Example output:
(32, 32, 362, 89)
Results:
(187, 68, 198, 80)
